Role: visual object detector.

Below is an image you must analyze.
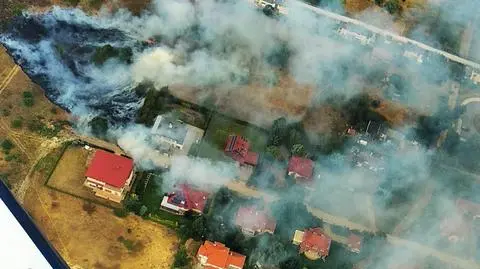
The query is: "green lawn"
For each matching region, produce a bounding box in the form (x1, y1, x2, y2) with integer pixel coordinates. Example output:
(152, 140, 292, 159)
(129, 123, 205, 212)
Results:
(194, 113, 268, 161)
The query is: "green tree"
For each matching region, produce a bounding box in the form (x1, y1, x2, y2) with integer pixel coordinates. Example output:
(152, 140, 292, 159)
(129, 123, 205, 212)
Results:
(279, 257, 301, 269)
(291, 144, 306, 157)
(11, 118, 23, 129)
(385, 0, 401, 14)
(269, 117, 287, 146)
(23, 91, 34, 107)
(89, 116, 109, 138)
(173, 246, 190, 268)
(192, 216, 207, 240)
(266, 145, 282, 160)
(374, 0, 385, 5)
(1, 139, 14, 153)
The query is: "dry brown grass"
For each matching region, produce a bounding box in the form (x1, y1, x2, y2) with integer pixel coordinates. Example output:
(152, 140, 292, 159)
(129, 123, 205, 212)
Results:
(0, 46, 71, 188)
(24, 161, 178, 269)
(46, 145, 122, 208)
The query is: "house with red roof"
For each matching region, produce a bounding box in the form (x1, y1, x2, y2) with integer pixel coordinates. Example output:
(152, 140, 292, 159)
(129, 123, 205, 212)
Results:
(235, 206, 276, 236)
(224, 135, 258, 166)
(292, 228, 331, 261)
(347, 234, 362, 253)
(456, 199, 480, 219)
(84, 150, 135, 203)
(287, 156, 314, 182)
(197, 241, 246, 269)
(160, 184, 209, 215)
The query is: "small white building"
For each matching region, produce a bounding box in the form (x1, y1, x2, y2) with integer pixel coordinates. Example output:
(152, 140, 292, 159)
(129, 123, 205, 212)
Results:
(471, 70, 480, 85)
(151, 115, 188, 150)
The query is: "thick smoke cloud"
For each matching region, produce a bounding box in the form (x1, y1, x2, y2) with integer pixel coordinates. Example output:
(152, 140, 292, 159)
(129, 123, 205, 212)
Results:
(1, 0, 479, 268)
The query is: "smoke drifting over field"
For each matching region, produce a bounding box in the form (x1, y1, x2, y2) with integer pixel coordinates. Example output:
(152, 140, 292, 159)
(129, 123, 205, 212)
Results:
(1, 0, 479, 268)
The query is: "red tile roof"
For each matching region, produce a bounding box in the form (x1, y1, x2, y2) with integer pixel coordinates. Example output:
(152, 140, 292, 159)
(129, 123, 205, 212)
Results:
(347, 234, 362, 252)
(167, 184, 209, 213)
(197, 241, 246, 269)
(85, 150, 134, 188)
(456, 199, 480, 217)
(288, 156, 314, 180)
(235, 206, 276, 234)
(299, 228, 331, 257)
(224, 135, 258, 166)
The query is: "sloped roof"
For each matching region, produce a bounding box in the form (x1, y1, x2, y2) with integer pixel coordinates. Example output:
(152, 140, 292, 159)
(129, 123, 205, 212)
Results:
(347, 234, 362, 251)
(299, 228, 331, 257)
(85, 150, 134, 188)
(288, 156, 314, 179)
(456, 199, 480, 217)
(167, 184, 209, 212)
(225, 135, 249, 158)
(197, 241, 246, 269)
(245, 152, 259, 166)
(235, 206, 276, 233)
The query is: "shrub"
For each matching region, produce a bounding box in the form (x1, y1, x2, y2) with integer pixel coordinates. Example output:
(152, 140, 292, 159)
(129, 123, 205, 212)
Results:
(22, 91, 34, 107)
(113, 208, 129, 218)
(89, 0, 103, 9)
(385, 0, 401, 14)
(63, 0, 80, 6)
(89, 116, 109, 138)
(11, 118, 23, 129)
(1, 139, 14, 153)
(50, 107, 58, 114)
(173, 246, 191, 268)
(2, 109, 10, 116)
(12, 3, 26, 16)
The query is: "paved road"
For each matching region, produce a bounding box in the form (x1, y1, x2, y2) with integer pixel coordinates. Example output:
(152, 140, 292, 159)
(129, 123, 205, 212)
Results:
(253, 0, 480, 71)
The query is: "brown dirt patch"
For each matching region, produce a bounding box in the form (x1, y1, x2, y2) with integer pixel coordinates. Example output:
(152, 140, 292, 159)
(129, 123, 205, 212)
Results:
(24, 156, 178, 269)
(170, 74, 313, 128)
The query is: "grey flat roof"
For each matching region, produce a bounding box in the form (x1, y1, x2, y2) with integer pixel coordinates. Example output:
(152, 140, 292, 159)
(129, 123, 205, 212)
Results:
(151, 115, 188, 145)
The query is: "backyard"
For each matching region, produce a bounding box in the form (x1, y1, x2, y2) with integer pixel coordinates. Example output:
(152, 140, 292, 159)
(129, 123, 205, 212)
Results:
(45, 144, 121, 208)
(194, 113, 269, 162)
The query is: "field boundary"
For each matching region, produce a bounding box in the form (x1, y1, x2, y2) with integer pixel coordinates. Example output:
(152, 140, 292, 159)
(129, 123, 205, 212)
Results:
(43, 141, 71, 187)
(43, 140, 123, 209)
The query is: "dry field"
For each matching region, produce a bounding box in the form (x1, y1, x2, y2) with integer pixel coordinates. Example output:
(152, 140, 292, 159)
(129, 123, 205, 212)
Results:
(0, 45, 178, 268)
(0, 45, 70, 189)
(25, 156, 178, 269)
(46, 145, 123, 208)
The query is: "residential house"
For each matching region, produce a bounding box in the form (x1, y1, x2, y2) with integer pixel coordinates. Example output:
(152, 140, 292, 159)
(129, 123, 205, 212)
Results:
(456, 199, 480, 219)
(197, 241, 246, 269)
(347, 234, 362, 253)
(440, 214, 471, 243)
(293, 228, 331, 261)
(151, 115, 188, 150)
(84, 150, 135, 203)
(470, 69, 480, 85)
(235, 206, 276, 236)
(224, 135, 258, 166)
(160, 184, 209, 215)
(287, 156, 314, 182)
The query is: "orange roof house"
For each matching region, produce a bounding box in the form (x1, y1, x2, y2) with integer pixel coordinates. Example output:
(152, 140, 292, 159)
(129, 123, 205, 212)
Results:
(84, 150, 135, 203)
(292, 228, 331, 261)
(197, 241, 246, 269)
(224, 135, 258, 166)
(235, 206, 276, 236)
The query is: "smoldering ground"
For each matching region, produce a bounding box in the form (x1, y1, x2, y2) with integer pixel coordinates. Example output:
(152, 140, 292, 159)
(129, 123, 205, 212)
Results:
(0, 0, 479, 268)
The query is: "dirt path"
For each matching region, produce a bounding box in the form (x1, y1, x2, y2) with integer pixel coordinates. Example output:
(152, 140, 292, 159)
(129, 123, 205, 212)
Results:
(0, 65, 19, 95)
